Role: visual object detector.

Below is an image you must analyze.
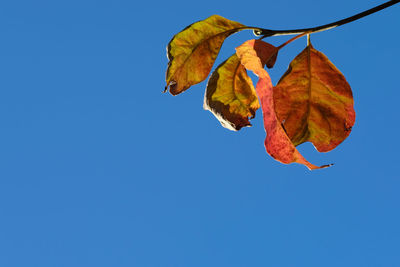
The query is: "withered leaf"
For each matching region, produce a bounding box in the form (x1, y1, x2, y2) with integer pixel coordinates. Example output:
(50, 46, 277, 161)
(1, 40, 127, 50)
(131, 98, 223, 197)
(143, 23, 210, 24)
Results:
(165, 15, 245, 95)
(203, 40, 278, 131)
(203, 54, 259, 131)
(274, 42, 355, 152)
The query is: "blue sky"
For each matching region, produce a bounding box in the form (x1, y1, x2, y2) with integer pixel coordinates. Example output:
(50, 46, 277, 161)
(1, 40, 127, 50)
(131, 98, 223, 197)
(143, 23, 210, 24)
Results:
(0, 0, 399, 266)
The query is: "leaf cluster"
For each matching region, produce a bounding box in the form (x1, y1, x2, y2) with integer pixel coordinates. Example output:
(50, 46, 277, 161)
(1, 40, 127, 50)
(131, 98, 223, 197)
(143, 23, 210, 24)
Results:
(164, 15, 355, 170)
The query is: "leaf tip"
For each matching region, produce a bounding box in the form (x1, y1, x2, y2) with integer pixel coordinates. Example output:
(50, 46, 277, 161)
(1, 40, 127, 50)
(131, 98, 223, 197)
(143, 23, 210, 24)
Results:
(164, 81, 180, 95)
(321, 163, 334, 169)
(309, 163, 334, 170)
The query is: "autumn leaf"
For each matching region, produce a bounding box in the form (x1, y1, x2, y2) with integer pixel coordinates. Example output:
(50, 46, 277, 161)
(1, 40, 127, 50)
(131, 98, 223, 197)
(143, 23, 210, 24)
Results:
(273, 42, 355, 152)
(236, 40, 330, 170)
(165, 15, 246, 95)
(204, 41, 278, 131)
(161, 1, 400, 168)
(203, 54, 258, 131)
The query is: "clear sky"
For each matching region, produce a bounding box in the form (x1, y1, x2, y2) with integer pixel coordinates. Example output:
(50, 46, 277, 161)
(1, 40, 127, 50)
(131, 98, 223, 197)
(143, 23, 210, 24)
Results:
(0, 0, 399, 266)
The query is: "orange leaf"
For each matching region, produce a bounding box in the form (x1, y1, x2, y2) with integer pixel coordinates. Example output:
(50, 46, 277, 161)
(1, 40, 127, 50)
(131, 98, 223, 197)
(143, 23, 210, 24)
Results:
(274, 42, 355, 152)
(165, 15, 245, 95)
(236, 40, 330, 170)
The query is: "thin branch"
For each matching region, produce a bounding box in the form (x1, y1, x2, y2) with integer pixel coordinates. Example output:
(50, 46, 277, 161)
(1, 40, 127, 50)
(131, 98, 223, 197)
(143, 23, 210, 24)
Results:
(252, 0, 400, 38)
(276, 31, 310, 49)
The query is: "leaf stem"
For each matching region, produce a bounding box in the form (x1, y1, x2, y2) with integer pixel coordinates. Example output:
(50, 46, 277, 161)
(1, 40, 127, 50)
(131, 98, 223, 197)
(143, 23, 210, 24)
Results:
(252, 0, 400, 37)
(275, 31, 310, 49)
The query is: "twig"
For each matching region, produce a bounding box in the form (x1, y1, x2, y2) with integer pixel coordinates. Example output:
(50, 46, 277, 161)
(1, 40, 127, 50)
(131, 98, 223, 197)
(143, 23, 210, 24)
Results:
(252, 0, 400, 37)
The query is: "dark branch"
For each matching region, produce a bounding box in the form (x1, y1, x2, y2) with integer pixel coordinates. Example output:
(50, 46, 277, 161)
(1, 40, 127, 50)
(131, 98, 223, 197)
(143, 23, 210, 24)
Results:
(253, 0, 400, 37)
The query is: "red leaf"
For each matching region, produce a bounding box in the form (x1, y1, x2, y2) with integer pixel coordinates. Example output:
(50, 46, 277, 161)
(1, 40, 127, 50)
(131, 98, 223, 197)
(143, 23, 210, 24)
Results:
(236, 40, 330, 170)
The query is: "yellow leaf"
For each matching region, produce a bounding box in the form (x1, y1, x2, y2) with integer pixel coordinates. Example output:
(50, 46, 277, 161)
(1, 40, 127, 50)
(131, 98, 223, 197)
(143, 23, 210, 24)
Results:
(165, 15, 245, 95)
(203, 54, 259, 131)
(204, 40, 278, 131)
